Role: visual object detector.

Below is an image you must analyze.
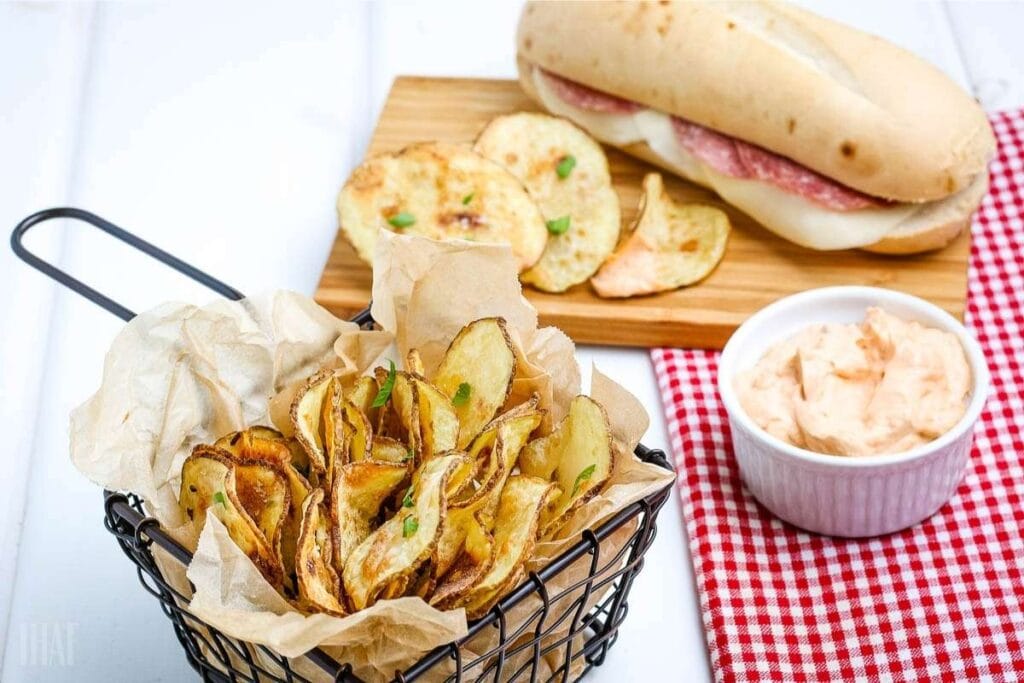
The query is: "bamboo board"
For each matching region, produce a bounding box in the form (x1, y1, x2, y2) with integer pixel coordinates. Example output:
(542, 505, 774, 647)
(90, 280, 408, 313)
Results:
(315, 77, 971, 349)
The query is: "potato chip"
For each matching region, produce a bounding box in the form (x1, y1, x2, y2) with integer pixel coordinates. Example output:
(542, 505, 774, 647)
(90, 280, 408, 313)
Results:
(519, 396, 614, 536)
(342, 453, 469, 610)
(370, 436, 413, 465)
(434, 410, 542, 577)
(591, 172, 730, 298)
(179, 446, 284, 586)
(474, 112, 621, 292)
(341, 399, 373, 463)
(444, 475, 558, 618)
(346, 376, 380, 428)
(214, 428, 311, 588)
(330, 460, 409, 573)
(290, 369, 344, 478)
(432, 318, 516, 449)
(406, 349, 425, 377)
(337, 142, 548, 273)
(295, 488, 347, 617)
(412, 375, 460, 460)
(430, 514, 494, 609)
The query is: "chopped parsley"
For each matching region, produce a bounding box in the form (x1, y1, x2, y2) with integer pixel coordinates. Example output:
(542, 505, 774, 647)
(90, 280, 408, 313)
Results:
(387, 212, 416, 229)
(372, 360, 397, 408)
(402, 486, 415, 508)
(571, 464, 597, 497)
(213, 491, 227, 506)
(546, 215, 571, 235)
(452, 382, 472, 407)
(462, 192, 475, 205)
(402, 515, 419, 538)
(555, 155, 576, 179)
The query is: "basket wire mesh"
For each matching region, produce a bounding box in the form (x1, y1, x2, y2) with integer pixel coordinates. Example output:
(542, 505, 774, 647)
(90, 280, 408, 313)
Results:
(13, 208, 675, 682)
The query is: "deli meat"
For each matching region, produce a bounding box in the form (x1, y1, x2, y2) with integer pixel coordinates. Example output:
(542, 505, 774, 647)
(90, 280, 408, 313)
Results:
(540, 69, 642, 114)
(672, 117, 879, 210)
(543, 66, 880, 211)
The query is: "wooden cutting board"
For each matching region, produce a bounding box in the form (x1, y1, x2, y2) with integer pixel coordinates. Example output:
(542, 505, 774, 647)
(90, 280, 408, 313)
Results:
(315, 77, 971, 349)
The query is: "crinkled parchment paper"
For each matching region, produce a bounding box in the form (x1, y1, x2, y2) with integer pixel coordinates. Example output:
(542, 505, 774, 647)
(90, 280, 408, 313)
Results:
(69, 232, 675, 681)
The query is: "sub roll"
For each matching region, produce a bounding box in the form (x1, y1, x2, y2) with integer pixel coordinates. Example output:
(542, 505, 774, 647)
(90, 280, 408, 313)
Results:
(516, 0, 995, 253)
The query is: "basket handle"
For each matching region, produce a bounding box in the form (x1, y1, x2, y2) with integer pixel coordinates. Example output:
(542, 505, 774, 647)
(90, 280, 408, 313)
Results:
(10, 207, 244, 321)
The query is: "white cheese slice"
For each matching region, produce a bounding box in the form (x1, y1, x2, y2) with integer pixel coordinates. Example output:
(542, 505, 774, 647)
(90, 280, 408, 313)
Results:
(533, 68, 646, 146)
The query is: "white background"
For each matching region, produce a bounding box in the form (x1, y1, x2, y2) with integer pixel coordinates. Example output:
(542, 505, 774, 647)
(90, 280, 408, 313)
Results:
(1, 1, 1021, 681)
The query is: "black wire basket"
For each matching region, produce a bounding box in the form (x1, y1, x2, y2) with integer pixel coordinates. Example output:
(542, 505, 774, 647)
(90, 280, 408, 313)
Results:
(12, 208, 675, 682)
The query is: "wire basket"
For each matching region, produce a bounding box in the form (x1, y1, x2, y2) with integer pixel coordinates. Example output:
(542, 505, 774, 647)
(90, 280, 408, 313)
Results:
(12, 208, 675, 682)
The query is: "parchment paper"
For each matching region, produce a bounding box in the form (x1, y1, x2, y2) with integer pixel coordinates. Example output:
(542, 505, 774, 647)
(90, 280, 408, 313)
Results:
(70, 232, 674, 681)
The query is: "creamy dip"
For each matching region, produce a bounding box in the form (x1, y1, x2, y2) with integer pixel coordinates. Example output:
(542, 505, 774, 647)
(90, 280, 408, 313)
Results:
(735, 307, 971, 456)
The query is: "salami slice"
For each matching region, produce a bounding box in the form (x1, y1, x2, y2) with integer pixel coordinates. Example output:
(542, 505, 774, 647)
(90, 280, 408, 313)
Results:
(672, 116, 880, 210)
(734, 143, 879, 210)
(671, 117, 747, 177)
(540, 69, 642, 114)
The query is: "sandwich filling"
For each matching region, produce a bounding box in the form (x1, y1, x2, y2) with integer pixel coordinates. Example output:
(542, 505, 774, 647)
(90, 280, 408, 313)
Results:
(540, 68, 880, 211)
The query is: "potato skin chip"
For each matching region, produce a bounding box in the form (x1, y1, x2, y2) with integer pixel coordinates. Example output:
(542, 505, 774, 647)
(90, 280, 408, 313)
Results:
(337, 142, 548, 273)
(474, 112, 620, 292)
(330, 460, 409, 572)
(591, 172, 730, 298)
(295, 488, 347, 617)
(290, 369, 342, 477)
(179, 446, 284, 586)
(441, 475, 558, 618)
(342, 453, 469, 610)
(519, 395, 614, 536)
(432, 318, 516, 450)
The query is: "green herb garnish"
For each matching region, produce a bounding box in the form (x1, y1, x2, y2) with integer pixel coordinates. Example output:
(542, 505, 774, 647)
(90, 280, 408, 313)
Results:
(403, 515, 419, 538)
(462, 192, 474, 205)
(571, 464, 597, 497)
(546, 215, 571, 235)
(555, 155, 576, 179)
(213, 491, 227, 506)
(388, 212, 416, 229)
(452, 382, 472, 407)
(372, 360, 397, 408)
(402, 487, 414, 508)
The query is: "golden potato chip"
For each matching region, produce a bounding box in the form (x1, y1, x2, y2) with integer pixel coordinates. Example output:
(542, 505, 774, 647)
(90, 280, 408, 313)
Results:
(342, 453, 469, 610)
(330, 460, 409, 572)
(432, 318, 516, 449)
(370, 436, 413, 465)
(474, 112, 620, 292)
(445, 475, 558, 618)
(214, 428, 311, 588)
(337, 142, 548, 273)
(519, 396, 614, 536)
(295, 488, 347, 617)
(290, 369, 343, 477)
(591, 172, 730, 298)
(430, 513, 494, 609)
(179, 446, 284, 586)
(341, 399, 373, 463)
(435, 410, 542, 576)
(412, 375, 460, 460)
(346, 376, 380, 428)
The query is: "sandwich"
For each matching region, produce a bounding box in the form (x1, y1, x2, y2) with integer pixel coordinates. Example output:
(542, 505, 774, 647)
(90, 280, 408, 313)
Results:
(515, 0, 995, 253)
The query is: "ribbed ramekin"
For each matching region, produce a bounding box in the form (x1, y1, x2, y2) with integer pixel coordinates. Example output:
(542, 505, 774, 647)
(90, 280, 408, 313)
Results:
(718, 286, 990, 538)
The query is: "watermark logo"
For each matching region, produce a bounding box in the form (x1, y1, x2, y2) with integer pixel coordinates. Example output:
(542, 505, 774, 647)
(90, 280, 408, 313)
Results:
(18, 621, 77, 668)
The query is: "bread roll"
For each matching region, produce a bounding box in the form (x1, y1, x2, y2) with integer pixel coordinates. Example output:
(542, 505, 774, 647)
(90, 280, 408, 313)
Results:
(516, 0, 993, 203)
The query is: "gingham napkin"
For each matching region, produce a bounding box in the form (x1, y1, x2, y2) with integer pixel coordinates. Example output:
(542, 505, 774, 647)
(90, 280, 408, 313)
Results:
(652, 110, 1024, 682)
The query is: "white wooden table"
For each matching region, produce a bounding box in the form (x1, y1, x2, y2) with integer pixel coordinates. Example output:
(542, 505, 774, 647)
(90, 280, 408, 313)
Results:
(1, 2, 1021, 680)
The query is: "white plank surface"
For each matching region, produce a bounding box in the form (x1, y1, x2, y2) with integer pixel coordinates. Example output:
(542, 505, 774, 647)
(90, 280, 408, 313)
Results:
(0, 1, 1016, 681)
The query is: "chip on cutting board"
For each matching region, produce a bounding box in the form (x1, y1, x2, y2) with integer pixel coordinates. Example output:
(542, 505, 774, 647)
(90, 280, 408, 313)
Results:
(337, 142, 548, 273)
(591, 173, 730, 298)
(474, 112, 620, 292)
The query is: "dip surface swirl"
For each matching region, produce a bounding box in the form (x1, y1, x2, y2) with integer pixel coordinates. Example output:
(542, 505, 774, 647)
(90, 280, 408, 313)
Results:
(735, 307, 971, 456)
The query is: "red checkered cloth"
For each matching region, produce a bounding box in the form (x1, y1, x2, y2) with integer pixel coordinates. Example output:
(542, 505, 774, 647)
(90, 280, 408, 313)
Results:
(652, 110, 1024, 682)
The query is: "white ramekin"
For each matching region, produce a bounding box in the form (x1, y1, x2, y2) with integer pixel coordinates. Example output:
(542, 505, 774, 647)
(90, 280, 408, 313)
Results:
(718, 286, 990, 538)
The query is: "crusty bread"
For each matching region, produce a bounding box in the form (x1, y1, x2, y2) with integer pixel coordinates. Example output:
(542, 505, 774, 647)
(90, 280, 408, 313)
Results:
(518, 56, 985, 254)
(517, 0, 994, 203)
